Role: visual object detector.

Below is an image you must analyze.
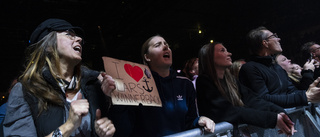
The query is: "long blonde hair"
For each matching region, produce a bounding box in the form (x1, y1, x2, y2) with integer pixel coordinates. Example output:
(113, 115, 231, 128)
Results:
(198, 43, 244, 106)
(20, 31, 81, 114)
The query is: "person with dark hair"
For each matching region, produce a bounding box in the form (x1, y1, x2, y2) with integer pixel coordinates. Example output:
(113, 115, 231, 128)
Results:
(3, 19, 115, 137)
(239, 26, 320, 108)
(300, 41, 320, 79)
(101, 35, 215, 137)
(196, 42, 296, 136)
(182, 57, 199, 88)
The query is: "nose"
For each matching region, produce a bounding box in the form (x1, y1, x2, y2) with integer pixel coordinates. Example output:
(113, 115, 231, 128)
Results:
(163, 44, 170, 50)
(75, 36, 83, 44)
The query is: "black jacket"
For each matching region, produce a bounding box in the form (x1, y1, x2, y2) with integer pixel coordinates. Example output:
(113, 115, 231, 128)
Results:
(290, 69, 314, 90)
(196, 74, 284, 128)
(239, 55, 308, 108)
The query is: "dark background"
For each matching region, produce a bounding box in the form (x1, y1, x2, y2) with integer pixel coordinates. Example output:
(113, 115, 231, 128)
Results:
(1, 0, 320, 102)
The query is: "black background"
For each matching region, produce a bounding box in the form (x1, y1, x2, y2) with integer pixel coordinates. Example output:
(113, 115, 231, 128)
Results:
(1, 0, 320, 101)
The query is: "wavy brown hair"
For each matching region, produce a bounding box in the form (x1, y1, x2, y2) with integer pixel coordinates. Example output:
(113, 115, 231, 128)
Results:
(198, 42, 244, 106)
(20, 31, 81, 115)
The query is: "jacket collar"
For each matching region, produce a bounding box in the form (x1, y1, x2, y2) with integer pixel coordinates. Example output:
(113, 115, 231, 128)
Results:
(250, 55, 276, 67)
(151, 69, 176, 80)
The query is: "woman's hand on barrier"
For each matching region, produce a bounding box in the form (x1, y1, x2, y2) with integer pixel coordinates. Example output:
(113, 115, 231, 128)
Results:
(306, 77, 320, 103)
(100, 72, 116, 97)
(198, 116, 215, 133)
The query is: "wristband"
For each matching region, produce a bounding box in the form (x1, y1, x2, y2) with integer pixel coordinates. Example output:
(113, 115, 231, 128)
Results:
(52, 128, 63, 137)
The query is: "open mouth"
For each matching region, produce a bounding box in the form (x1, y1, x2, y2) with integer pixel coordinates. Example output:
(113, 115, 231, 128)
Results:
(73, 46, 81, 52)
(163, 53, 170, 58)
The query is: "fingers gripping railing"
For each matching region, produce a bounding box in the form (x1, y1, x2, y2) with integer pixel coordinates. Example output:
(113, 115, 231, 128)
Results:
(164, 122, 233, 137)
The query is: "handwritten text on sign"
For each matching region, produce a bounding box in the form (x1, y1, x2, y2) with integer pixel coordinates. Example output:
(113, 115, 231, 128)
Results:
(102, 57, 162, 107)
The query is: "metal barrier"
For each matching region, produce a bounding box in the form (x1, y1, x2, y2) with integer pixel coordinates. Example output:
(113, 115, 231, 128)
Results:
(166, 104, 320, 137)
(164, 122, 233, 137)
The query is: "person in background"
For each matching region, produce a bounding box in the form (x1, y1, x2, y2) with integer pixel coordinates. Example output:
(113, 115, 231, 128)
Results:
(0, 78, 18, 123)
(239, 26, 320, 108)
(101, 35, 215, 137)
(197, 42, 296, 136)
(275, 54, 314, 90)
(3, 18, 115, 137)
(182, 57, 199, 88)
(300, 41, 320, 79)
(230, 59, 246, 79)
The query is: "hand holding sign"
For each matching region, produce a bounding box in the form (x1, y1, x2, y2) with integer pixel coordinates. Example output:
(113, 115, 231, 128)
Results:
(102, 57, 162, 107)
(100, 72, 116, 97)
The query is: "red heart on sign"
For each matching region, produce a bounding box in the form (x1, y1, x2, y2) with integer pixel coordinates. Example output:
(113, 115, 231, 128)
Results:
(124, 64, 143, 82)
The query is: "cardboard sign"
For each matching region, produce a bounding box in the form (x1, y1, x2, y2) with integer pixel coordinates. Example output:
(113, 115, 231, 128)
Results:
(102, 57, 162, 107)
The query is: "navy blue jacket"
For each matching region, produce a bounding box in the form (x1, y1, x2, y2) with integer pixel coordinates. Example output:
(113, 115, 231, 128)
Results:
(109, 69, 200, 137)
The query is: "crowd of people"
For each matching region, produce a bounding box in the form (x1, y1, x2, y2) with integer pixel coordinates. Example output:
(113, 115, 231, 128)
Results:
(1, 18, 320, 137)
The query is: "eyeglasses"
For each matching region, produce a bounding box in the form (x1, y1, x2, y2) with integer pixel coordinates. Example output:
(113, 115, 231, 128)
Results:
(61, 29, 84, 45)
(65, 30, 78, 40)
(265, 33, 278, 40)
(311, 47, 320, 52)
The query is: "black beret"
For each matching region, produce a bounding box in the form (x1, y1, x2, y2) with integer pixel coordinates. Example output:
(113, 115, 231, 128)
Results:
(29, 18, 84, 45)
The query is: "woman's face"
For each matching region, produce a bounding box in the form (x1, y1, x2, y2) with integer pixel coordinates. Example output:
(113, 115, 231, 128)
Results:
(214, 43, 232, 69)
(56, 30, 83, 66)
(276, 54, 292, 72)
(291, 64, 302, 76)
(191, 59, 199, 75)
(145, 36, 172, 69)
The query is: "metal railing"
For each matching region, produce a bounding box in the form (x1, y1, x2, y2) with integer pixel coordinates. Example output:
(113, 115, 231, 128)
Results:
(166, 103, 320, 137)
(164, 122, 233, 137)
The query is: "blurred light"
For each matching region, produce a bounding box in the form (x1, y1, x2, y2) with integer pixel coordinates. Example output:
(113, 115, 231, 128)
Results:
(210, 40, 214, 43)
(2, 96, 4, 99)
(198, 30, 202, 34)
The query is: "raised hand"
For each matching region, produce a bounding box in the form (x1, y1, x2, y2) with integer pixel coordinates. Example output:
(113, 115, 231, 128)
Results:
(100, 72, 116, 97)
(67, 92, 89, 131)
(304, 59, 315, 71)
(95, 109, 115, 137)
(306, 77, 320, 103)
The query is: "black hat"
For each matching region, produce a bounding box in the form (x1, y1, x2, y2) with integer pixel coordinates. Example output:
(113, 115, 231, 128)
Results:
(29, 18, 84, 45)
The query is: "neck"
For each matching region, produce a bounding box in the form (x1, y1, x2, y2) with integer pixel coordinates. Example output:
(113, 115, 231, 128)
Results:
(60, 62, 75, 82)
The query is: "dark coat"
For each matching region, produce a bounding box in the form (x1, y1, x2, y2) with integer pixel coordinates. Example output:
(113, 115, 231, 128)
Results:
(3, 66, 110, 137)
(196, 74, 284, 128)
(239, 55, 308, 108)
